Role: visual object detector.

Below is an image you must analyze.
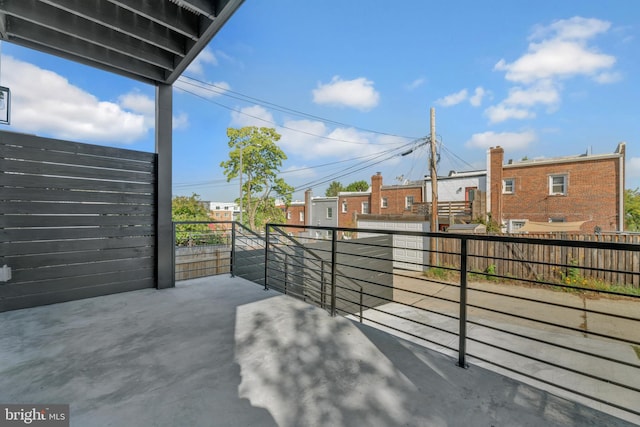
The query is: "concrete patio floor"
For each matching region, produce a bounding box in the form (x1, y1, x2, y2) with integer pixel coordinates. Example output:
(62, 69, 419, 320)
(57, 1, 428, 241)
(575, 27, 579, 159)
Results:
(0, 275, 636, 427)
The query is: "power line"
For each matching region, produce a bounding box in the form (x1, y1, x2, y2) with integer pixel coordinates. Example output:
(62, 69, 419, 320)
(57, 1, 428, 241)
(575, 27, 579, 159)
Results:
(178, 75, 420, 140)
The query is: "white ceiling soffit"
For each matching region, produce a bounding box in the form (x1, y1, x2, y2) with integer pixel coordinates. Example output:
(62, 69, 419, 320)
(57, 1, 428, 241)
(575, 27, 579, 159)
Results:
(0, 0, 245, 85)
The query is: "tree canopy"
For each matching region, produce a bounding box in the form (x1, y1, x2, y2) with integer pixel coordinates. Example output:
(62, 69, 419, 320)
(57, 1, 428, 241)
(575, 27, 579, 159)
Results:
(345, 180, 369, 192)
(172, 193, 212, 245)
(220, 126, 293, 230)
(325, 180, 369, 196)
(325, 181, 343, 197)
(625, 188, 640, 232)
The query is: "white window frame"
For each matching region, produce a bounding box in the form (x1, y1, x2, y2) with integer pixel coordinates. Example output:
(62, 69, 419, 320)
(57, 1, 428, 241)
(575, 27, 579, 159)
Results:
(299, 211, 304, 222)
(326, 207, 333, 219)
(341, 201, 348, 213)
(549, 174, 568, 196)
(503, 178, 514, 194)
(509, 219, 526, 233)
(361, 201, 369, 214)
(381, 197, 388, 208)
(286, 211, 291, 220)
(405, 195, 414, 210)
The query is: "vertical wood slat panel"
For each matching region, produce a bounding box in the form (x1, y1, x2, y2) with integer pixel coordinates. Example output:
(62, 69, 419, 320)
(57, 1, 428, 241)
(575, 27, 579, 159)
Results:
(0, 131, 157, 312)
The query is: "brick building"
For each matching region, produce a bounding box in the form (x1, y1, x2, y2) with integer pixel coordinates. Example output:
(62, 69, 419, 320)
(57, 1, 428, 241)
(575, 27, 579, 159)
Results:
(279, 173, 424, 229)
(487, 143, 626, 233)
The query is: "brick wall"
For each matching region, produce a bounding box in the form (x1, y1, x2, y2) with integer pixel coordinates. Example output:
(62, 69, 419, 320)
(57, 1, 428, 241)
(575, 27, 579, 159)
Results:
(490, 146, 624, 232)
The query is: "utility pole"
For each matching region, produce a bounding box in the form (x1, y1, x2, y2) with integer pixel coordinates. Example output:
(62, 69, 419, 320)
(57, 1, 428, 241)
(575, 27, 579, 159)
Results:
(429, 107, 438, 267)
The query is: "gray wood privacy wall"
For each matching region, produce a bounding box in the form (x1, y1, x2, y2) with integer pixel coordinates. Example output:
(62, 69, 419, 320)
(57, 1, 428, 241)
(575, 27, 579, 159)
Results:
(0, 131, 157, 312)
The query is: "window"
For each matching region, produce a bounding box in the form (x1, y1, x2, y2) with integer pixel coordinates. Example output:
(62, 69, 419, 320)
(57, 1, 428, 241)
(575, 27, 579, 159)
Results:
(286, 211, 291, 220)
(549, 217, 565, 223)
(341, 201, 348, 213)
(326, 207, 333, 218)
(549, 175, 567, 195)
(299, 212, 304, 222)
(509, 220, 526, 233)
(361, 201, 369, 214)
(381, 197, 388, 208)
(405, 195, 414, 210)
(503, 178, 514, 194)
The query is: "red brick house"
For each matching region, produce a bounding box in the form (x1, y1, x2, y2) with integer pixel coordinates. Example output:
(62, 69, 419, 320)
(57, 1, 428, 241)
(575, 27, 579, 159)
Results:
(487, 143, 626, 233)
(279, 173, 424, 229)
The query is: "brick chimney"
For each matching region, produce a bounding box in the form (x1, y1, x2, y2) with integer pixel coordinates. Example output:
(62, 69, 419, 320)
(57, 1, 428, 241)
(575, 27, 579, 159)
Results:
(488, 146, 504, 225)
(371, 172, 383, 214)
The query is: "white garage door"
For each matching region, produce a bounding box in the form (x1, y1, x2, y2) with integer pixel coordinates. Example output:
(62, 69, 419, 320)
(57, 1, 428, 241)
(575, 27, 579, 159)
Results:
(357, 220, 430, 271)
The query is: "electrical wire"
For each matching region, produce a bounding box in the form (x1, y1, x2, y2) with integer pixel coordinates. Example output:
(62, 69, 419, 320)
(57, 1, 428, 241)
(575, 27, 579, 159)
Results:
(177, 75, 420, 140)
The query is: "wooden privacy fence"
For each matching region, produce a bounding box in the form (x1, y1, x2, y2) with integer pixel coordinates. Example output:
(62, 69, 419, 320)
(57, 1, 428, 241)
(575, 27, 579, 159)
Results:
(175, 246, 230, 281)
(436, 233, 640, 288)
(0, 131, 157, 312)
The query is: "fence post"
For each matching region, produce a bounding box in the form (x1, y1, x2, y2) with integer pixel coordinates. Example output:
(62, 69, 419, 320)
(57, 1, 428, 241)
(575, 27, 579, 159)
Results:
(264, 225, 270, 291)
(231, 222, 236, 277)
(330, 229, 338, 317)
(458, 237, 469, 368)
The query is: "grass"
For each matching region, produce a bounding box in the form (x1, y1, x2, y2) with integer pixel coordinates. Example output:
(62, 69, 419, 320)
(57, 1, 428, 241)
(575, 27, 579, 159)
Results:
(633, 345, 640, 361)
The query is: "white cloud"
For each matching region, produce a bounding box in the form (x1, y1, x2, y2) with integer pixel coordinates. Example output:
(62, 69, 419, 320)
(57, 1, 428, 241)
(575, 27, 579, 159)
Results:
(466, 131, 537, 150)
(173, 112, 189, 130)
(312, 76, 380, 111)
(529, 17, 611, 42)
(503, 80, 560, 107)
(593, 71, 622, 84)
(436, 89, 468, 107)
(406, 78, 425, 90)
(230, 105, 275, 128)
(494, 39, 615, 84)
(485, 105, 536, 124)
(469, 87, 487, 107)
(488, 17, 617, 124)
(185, 48, 218, 76)
(3, 56, 149, 143)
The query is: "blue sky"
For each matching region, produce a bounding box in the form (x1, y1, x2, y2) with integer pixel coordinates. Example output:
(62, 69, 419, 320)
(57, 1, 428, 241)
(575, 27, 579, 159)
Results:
(2, 1, 639, 202)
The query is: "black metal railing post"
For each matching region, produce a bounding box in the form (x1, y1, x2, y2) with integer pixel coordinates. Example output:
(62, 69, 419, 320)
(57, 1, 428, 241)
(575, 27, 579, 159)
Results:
(284, 253, 288, 295)
(264, 225, 270, 291)
(320, 260, 326, 309)
(330, 229, 338, 317)
(231, 222, 236, 277)
(359, 288, 363, 323)
(458, 237, 469, 368)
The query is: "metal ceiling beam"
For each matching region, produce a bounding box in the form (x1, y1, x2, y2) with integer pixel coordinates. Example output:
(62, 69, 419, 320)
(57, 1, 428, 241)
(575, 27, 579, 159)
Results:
(165, 0, 244, 84)
(0, 0, 245, 85)
(108, 0, 200, 40)
(41, 0, 187, 56)
(2, 0, 175, 70)
(8, 20, 166, 84)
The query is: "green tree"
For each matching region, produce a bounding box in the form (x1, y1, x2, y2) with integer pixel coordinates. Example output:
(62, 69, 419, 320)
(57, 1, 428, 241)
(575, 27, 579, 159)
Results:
(172, 193, 211, 245)
(325, 181, 344, 197)
(345, 180, 369, 192)
(625, 188, 640, 232)
(220, 126, 293, 231)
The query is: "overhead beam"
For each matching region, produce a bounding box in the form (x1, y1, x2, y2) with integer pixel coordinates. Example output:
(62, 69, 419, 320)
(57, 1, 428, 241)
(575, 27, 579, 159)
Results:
(41, 0, 187, 56)
(2, 0, 175, 70)
(108, 0, 201, 40)
(165, 0, 244, 84)
(8, 21, 167, 84)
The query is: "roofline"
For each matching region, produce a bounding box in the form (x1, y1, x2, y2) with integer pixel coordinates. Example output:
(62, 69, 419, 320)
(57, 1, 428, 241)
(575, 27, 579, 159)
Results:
(503, 152, 623, 169)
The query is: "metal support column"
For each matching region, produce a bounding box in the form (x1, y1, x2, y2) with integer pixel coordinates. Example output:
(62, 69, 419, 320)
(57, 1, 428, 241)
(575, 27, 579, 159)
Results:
(156, 83, 174, 289)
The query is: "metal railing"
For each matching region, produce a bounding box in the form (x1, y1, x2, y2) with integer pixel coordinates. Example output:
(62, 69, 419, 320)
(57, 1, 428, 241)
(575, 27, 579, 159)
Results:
(172, 220, 640, 422)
